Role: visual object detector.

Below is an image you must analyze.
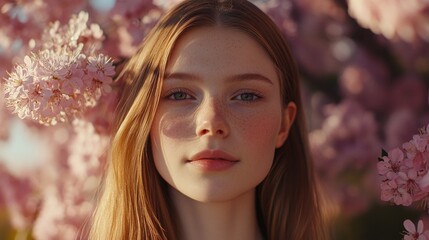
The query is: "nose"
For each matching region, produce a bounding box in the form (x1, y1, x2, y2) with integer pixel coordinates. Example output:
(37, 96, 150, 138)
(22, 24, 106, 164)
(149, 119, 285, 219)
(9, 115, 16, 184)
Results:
(195, 98, 229, 138)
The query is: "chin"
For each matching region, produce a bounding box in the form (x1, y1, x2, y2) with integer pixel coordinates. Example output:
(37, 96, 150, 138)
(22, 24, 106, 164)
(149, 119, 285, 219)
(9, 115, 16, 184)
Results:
(174, 185, 257, 203)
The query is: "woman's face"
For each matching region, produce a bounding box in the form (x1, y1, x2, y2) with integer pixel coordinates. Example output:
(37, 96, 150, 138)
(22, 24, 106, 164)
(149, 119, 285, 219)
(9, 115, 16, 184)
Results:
(150, 26, 295, 202)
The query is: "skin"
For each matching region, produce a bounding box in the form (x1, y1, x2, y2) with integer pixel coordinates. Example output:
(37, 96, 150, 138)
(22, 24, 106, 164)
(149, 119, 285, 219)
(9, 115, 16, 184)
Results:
(150, 26, 296, 240)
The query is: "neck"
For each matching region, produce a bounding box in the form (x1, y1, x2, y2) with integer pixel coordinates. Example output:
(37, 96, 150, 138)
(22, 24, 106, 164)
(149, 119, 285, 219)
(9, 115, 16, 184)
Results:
(170, 188, 264, 240)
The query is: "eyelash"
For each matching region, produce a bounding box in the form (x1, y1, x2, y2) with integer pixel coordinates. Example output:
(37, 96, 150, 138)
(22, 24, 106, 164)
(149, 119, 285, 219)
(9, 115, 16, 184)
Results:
(164, 88, 194, 101)
(232, 90, 263, 102)
(163, 89, 263, 102)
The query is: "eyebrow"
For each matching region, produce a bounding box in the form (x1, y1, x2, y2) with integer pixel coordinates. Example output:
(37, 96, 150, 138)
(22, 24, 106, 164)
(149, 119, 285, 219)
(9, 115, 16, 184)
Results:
(164, 72, 274, 85)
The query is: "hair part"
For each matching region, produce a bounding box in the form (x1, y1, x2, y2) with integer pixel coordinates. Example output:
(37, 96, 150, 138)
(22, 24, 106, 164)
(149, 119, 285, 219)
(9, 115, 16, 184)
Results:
(90, 1, 328, 239)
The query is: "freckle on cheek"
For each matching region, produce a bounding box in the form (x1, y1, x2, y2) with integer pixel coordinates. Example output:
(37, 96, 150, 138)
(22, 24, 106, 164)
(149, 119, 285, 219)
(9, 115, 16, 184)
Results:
(159, 115, 195, 139)
(238, 112, 280, 145)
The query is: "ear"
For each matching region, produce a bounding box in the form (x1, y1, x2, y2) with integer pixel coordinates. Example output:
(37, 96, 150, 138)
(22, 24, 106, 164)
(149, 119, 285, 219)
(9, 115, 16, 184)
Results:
(275, 102, 297, 148)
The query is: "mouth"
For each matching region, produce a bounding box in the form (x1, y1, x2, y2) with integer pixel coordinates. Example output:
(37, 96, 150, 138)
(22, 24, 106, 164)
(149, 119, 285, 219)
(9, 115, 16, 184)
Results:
(189, 149, 239, 162)
(187, 149, 239, 171)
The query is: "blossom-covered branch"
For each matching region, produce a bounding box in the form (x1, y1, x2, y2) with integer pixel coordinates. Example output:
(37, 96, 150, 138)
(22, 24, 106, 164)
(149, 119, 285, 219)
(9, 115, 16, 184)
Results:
(2, 12, 115, 126)
(378, 124, 429, 239)
(378, 124, 429, 207)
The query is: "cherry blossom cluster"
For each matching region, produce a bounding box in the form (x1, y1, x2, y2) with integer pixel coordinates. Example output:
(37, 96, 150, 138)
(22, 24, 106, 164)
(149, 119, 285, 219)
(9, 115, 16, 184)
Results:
(30, 120, 109, 240)
(3, 11, 115, 126)
(378, 124, 429, 207)
(310, 99, 379, 215)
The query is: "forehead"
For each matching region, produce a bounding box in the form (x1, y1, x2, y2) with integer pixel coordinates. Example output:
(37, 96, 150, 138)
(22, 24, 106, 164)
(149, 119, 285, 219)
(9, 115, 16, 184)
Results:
(165, 26, 278, 81)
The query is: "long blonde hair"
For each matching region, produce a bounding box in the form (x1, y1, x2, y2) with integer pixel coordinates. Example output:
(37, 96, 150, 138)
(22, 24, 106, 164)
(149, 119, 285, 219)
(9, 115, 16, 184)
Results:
(90, 0, 327, 239)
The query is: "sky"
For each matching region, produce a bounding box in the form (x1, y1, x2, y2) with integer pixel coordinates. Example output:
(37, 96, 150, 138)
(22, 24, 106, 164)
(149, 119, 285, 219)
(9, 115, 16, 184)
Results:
(0, 118, 50, 175)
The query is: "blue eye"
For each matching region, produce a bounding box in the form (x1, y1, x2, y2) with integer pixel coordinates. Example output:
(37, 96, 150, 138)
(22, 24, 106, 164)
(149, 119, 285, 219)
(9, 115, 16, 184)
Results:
(234, 92, 261, 101)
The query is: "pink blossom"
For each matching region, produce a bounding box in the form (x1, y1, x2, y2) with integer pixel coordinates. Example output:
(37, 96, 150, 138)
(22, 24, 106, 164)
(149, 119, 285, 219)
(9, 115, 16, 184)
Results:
(398, 169, 424, 201)
(67, 120, 109, 180)
(413, 134, 429, 153)
(4, 11, 115, 126)
(103, 0, 160, 57)
(378, 124, 429, 208)
(41, 11, 104, 55)
(32, 178, 95, 240)
(403, 219, 429, 240)
(9, 120, 109, 240)
(378, 148, 407, 180)
(403, 129, 429, 175)
(310, 100, 379, 214)
(311, 100, 379, 173)
(85, 54, 115, 94)
(380, 179, 412, 206)
(418, 171, 429, 195)
(348, 0, 429, 42)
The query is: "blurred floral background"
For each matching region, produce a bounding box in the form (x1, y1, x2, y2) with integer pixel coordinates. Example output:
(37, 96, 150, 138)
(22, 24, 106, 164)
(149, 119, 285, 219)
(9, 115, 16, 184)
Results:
(0, 0, 428, 239)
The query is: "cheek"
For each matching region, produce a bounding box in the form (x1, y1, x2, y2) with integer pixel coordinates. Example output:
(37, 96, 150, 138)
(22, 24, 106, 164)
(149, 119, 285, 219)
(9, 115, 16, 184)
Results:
(150, 111, 196, 186)
(153, 111, 196, 141)
(235, 108, 282, 146)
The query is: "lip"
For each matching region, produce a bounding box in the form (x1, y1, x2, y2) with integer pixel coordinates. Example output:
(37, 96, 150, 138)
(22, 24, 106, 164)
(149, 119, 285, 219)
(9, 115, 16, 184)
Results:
(187, 149, 239, 171)
(189, 149, 239, 162)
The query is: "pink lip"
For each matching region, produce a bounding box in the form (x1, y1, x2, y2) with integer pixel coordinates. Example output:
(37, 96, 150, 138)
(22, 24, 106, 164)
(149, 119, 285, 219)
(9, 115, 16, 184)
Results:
(187, 150, 239, 171)
(190, 149, 238, 162)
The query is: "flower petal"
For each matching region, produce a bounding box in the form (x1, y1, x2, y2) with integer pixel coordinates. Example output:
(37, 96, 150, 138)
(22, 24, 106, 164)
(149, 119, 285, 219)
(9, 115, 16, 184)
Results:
(404, 219, 416, 234)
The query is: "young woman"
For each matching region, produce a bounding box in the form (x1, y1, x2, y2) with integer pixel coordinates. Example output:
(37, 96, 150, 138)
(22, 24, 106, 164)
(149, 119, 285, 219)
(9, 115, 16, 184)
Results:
(90, 0, 327, 239)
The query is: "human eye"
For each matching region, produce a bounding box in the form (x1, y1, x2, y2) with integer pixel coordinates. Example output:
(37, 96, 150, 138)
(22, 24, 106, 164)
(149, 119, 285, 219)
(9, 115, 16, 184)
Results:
(232, 90, 262, 102)
(164, 88, 194, 101)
